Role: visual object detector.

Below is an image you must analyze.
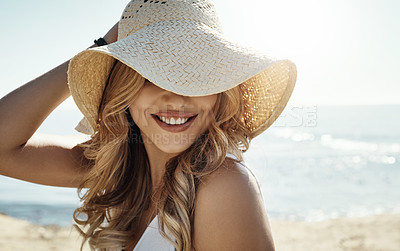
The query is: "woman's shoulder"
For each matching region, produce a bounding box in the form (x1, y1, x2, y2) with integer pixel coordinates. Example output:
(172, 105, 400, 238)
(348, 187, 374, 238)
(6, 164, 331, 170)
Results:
(197, 156, 263, 202)
(193, 156, 275, 250)
(195, 156, 264, 214)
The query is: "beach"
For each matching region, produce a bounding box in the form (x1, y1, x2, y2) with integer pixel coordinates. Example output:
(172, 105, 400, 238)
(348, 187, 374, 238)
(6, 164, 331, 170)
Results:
(0, 213, 399, 251)
(271, 214, 400, 251)
(0, 213, 88, 251)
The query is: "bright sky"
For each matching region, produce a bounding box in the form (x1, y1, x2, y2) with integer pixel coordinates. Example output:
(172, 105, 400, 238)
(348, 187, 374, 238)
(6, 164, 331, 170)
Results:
(0, 0, 399, 110)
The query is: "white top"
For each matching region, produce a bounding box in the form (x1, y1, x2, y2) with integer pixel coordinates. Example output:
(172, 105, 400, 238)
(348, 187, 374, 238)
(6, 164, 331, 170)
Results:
(119, 153, 263, 251)
(133, 215, 174, 251)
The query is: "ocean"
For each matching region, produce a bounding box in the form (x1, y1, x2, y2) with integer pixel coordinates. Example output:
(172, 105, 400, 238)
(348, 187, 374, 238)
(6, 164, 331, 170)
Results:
(0, 104, 399, 226)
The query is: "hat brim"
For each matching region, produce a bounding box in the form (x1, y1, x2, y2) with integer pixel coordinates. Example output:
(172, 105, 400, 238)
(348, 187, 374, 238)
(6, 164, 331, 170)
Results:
(68, 19, 297, 137)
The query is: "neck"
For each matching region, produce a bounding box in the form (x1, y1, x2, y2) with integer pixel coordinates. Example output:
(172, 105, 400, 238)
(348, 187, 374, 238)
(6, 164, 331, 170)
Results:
(141, 134, 177, 191)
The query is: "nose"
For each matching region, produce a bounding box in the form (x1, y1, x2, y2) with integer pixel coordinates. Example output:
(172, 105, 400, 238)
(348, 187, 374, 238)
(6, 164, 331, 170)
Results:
(160, 91, 192, 110)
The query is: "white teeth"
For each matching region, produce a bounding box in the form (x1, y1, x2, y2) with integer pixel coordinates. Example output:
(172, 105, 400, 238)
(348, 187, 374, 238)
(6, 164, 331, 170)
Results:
(158, 116, 190, 125)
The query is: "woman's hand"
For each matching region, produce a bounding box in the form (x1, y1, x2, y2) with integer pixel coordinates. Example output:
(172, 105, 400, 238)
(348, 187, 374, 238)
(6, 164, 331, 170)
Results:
(89, 22, 119, 49)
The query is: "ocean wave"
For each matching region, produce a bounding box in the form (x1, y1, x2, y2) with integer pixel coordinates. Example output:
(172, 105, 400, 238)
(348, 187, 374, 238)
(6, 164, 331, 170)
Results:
(268, 128, 400, 154)
(320, 134, 400, 154)
(269, 203, 400, 222)
(269, 128, 316, 142)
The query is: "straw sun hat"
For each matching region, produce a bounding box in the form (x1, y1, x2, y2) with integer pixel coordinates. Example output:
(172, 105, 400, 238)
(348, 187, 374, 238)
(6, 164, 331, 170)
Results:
(68, 0, 297, 139)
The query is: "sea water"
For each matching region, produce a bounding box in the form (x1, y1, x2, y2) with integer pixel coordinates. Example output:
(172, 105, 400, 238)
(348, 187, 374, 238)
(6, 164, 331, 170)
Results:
(0, 104, 399, 226)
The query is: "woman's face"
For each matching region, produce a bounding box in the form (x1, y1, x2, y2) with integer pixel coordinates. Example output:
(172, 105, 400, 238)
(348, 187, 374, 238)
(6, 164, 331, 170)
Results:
(129, 80, 218, 155)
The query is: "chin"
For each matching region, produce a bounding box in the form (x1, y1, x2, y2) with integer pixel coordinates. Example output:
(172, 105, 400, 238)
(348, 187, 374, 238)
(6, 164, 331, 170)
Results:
(159, 146, 189, 155)
(157, 142, 193, 155)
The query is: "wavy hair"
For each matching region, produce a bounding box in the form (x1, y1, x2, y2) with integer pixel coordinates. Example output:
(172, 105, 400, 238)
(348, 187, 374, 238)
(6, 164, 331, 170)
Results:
(73, 60, 251, 251)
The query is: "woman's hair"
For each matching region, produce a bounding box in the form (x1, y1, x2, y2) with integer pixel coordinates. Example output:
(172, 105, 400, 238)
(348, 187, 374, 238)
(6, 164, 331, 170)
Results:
(73, 60, 252, 251)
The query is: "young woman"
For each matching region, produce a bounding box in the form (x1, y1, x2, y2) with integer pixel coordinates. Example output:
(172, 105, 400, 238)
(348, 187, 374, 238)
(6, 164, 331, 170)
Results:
(0, 0, 296, 250)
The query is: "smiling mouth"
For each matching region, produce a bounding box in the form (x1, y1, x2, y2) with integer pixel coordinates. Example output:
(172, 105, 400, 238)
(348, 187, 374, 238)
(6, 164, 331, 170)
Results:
(152, 114, 197, 125)
(151, 114, 198, 133)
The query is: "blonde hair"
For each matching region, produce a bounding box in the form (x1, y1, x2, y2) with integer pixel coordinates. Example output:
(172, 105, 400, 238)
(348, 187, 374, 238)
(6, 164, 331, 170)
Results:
(73, 60, 251, 250)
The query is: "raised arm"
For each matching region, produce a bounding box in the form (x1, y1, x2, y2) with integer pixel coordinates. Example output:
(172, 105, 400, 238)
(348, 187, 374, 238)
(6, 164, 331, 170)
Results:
(0, 22, 118, 188)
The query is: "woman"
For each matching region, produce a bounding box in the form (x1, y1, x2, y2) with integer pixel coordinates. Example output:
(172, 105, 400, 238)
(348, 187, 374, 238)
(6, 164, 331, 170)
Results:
(0, 0, 296, 250)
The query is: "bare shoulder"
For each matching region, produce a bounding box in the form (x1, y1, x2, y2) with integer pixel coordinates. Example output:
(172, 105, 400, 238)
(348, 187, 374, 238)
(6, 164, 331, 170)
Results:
(193, 157, 275, 251)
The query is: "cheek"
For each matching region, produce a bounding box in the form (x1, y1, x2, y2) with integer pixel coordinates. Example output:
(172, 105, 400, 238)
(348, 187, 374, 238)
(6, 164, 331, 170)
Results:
(129, 98, 148, 128)
(202, 94, 218, 116)
(128, 87, 156, 125)
(208, 94, 218, 108)
(197, 94, 218, 128)
(197, 94, 218, 110)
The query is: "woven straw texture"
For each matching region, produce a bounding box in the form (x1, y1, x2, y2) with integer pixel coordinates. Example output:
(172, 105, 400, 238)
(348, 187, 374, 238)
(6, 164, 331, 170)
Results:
(67, 0, 297, 139)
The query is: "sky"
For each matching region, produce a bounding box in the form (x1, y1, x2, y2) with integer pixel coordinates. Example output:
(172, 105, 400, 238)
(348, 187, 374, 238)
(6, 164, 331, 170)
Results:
(0, 0, 399, 112)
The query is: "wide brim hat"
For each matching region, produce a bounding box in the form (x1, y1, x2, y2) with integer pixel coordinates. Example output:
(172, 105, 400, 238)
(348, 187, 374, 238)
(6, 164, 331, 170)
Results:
(68, 0, 297, 139)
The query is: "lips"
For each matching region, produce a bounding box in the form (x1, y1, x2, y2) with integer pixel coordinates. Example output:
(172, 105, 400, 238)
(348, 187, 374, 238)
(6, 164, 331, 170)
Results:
(151, 112, 198, 133)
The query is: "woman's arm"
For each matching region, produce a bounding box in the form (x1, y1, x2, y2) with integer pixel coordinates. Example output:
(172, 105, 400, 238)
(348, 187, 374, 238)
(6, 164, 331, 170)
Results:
(0, 22, 118, 188)
(193, 158, 275, 251)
